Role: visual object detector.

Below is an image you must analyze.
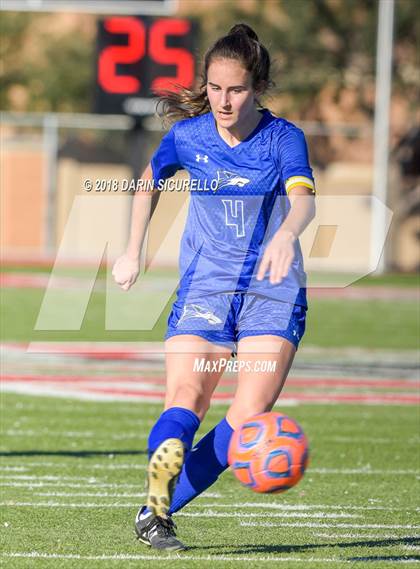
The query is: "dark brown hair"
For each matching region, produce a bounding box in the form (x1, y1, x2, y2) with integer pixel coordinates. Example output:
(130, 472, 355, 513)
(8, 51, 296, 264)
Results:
(157, 23, 274, 123)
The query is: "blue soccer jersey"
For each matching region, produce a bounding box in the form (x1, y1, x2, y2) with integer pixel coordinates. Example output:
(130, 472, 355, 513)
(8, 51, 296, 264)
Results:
(151, 109, 315, 307)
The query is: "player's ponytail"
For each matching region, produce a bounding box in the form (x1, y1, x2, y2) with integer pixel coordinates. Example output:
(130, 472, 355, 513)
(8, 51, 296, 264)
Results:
(157, 23, 273, 123)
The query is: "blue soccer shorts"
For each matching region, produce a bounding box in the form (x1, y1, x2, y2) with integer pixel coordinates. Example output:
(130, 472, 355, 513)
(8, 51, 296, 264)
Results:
(165, 292, 307, 351)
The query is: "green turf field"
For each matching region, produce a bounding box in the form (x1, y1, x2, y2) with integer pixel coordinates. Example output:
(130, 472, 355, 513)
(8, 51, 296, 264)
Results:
(1, 266, 419, 566)
(1, 393, 419, 568)
(2, 291, 418, 349)
(1, 265, 418, 287)
(1, 280, 419, 349)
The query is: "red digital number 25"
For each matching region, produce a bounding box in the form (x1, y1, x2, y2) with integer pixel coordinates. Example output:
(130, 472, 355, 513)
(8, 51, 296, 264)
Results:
(98, 17, 194, 95)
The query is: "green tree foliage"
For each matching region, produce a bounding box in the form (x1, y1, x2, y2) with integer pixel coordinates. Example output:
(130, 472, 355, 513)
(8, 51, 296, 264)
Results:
(392, 0, 420, 112)
(0, 13, 94, 112)
(0, 1, 418, 115)
(196, 0, 418, 117)
(29, 31, 94, 112)
(0, 13, 32, 109)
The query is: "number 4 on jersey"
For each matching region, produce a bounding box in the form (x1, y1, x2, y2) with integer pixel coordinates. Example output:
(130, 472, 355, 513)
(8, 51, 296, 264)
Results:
(222, 199, 245, 238)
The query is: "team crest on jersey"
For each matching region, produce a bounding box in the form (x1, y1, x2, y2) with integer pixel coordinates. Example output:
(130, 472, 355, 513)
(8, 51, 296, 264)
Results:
(177, 304, 222, 326)
(214, 170, 250, 191)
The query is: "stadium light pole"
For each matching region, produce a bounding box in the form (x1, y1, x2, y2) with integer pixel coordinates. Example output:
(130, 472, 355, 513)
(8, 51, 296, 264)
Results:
(371, 0, 395, 273)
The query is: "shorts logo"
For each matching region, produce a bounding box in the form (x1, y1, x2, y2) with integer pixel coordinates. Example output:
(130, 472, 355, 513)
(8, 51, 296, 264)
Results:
(196, 154, 209, 163)
(214, 170, 250, 191)
(177, 304, 222, 326)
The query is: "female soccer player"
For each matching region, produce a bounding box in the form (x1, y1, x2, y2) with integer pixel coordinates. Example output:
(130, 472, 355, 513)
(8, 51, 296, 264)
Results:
(112, 23, 316, 550)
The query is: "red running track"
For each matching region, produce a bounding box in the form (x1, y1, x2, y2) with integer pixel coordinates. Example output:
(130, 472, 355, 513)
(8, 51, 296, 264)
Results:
(2, 373, 419, 405)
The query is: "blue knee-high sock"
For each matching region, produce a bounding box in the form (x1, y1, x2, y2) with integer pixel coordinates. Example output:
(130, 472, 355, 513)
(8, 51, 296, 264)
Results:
(147, 406, 200, 459)
(168, 417, 234, 514)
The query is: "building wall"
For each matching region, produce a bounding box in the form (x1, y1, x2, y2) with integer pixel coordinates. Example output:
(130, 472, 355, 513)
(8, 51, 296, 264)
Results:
(0, 138, 46, 256)
(1, 139, 417, 271)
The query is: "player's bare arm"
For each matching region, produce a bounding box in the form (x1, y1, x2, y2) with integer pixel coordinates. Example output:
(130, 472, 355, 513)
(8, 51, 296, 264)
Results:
(257, 186, 316, 284)
(112, 163, 160, 291)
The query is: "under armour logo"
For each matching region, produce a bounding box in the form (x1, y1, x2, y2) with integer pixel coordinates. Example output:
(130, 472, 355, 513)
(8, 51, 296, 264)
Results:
(196, 154, 209, 163)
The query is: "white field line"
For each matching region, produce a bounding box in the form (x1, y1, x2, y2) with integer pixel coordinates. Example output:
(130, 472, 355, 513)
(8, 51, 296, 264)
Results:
(0, 503, 360, 519)
(33, 492, 147, 498)
(314, 533, 420, 539)
(2, 460, 418, 475)
(310, 468, 420, 475)
(0, 463, 147, 471)
(326, 436, 420, 445)
(0, 474, 416, 512)
(0, 501, 135, 508)
(33, 491, 222, 499)
(0, 552, 354, 564)
(0, 384, 168, 404)
(0, 475, 103, 481)
(241, 522, 420, 530)
(1, 384, 243, 406)
(2, 465, 419, 475)
(190, 503, 420, 512)
(3, 429, 148, 440)
(0, 402, 158, 414)
(4, 492, 416, 513)
(188, 512, 362, 519)
(4, 415, 156, 424)
(0, 482, 222, 495)
(7, 433, 416, 445)
(0, 482, 145, 489)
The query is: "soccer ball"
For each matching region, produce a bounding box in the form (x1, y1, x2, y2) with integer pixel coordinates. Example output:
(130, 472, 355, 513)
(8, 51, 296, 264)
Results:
(227, 411, 309, 493)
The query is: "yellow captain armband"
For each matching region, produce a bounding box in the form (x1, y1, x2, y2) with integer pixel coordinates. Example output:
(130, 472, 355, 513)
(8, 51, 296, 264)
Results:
(285, 176, 316, 194)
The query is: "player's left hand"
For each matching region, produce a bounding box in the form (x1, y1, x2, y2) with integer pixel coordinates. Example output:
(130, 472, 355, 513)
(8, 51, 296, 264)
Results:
(256, 229, 296, 284)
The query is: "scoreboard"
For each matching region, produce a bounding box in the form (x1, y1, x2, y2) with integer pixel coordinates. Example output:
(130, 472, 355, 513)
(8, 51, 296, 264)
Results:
(94, 16, 197, 115)
(1, 1, 197, 116)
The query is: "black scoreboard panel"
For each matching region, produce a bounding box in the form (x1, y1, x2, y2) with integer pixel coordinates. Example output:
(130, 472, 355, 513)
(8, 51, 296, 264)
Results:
(94, 16, 197, 115)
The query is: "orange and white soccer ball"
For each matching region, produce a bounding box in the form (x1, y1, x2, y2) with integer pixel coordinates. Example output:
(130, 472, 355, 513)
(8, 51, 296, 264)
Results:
(228, 411, 309, 493)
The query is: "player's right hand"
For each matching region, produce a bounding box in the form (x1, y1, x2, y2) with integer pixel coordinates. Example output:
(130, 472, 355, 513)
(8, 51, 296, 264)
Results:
(112, 254, 140, 291)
